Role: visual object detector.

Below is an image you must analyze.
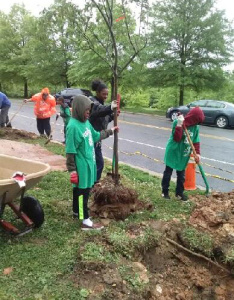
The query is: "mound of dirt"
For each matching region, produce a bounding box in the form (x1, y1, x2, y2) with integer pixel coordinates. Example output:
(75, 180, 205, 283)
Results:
(90, 177, 153, 220)
(0, 129, 66, 171)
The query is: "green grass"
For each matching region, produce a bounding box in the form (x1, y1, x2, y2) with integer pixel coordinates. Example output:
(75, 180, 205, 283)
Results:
(123, 107, 165, 116)
(0, 140, 203, 299)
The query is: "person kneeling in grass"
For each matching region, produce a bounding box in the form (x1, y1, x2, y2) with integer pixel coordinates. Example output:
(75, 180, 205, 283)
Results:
(66, 95, 118, 230)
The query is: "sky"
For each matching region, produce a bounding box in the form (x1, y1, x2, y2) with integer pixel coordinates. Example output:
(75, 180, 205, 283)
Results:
(1, 0, 234, 20)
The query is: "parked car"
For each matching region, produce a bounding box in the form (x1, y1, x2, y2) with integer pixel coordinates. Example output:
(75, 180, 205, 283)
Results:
(166, 100, 234, 128)
(54, 88, 93, 107)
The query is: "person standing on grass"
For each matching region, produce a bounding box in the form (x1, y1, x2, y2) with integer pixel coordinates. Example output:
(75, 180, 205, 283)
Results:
(89, 79, 118, 182)
(0, 91, 11, 128)
(161, 107, 205, 201)
(66, 95, 118, 230)
(56, 96, 71, 144)
(24, 87, 56, 137)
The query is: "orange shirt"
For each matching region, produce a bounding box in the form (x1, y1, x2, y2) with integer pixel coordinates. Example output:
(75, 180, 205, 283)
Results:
(31, 93, 56, 119)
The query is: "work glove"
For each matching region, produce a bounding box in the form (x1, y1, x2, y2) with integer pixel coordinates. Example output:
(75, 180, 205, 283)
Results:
(195, 154, 201, 164)
(111, 100, 117, 110)
(177, 115, 184, 127)
(70, 171, 79, 184)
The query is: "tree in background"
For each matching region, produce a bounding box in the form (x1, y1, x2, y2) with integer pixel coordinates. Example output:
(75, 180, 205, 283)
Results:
(149, 0, 234, 105)
(0, 5, 37, 97)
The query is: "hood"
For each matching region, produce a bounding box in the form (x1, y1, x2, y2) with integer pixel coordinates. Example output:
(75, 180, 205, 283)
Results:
(184, 107, 205, 127)
(72, 95, 93, 122)
(41, 87, 50, 94)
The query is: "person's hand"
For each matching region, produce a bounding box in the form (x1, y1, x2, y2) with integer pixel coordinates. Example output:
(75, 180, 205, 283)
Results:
(111, 126, 119, 133)
(23, 99, 28, 103)
(70, 171, 79, 184)
(195, 154, 201, 164)
(177, 115, 184, 127)
(111, 100, 117, 110)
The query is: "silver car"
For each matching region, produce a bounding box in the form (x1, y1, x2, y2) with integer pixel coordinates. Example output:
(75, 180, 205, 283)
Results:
(166, 100, 234, 128)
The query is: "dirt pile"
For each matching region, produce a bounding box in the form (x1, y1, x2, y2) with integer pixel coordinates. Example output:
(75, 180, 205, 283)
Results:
(90, 177, 153, 220)
(0, 128, 66, 171)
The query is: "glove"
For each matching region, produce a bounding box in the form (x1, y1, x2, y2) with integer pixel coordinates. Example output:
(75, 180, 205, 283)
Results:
(177, 115, 184, 127)
(195, 154, 201, 164)
(70, 171, 79, 184)
(56, 113, 60, 121)
(111, 100, 117, 110)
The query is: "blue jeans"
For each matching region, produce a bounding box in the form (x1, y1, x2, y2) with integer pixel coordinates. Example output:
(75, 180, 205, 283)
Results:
(95, 142, 104, 182)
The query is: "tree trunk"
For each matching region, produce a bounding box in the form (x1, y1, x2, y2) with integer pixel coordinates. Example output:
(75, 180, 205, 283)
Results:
(179, 85, 184, 106)
(24, 81, 28, 98)
(112, 72, 119, 184)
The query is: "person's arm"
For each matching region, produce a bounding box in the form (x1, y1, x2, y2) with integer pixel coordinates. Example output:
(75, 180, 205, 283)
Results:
(24, 98, 32, 103)
(173, 115, 184, 142)
(91, 102, 112, 118)
(66, 154, 76, 172)
(100, 126, 119, 140)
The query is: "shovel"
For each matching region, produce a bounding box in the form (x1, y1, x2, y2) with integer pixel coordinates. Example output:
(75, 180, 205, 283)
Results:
(6, 101, 25, 127)
(45, 115, 59, 145)
(183, 125, 209, 195)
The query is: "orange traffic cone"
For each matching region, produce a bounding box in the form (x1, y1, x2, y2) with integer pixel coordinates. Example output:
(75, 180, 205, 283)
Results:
(184, 154, 196, 190)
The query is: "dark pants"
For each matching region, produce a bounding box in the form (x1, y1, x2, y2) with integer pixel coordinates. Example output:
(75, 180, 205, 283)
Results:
(73, 187, 91, 220)
(0, 105, 10, 127)
(161, 165, 185, 196)
(36, 118, 51, 136)
(95, 142, 104, 182)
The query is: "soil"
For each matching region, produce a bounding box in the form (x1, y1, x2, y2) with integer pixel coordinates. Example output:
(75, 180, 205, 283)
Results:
(0, 128, 66, 171)
(1, 128, 234, 299)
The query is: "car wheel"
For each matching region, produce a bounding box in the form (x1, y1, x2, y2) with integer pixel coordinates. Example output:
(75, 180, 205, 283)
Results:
(215, 116, 228, 128)
(170, 111, 179, 121)
(21, 196, 44, 228)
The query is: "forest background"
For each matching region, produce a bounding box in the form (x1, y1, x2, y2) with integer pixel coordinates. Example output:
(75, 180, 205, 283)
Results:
(1, 0, 234, 110)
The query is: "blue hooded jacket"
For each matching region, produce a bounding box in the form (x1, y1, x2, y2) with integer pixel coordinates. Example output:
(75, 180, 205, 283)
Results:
(0, 92, 11, 108)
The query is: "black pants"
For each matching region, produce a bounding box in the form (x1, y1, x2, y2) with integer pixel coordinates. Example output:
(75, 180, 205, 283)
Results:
(95, 142, 104, 182)
(73, 187, 91, 220)
(36, 118, 51, 136)
(161, 165, 185, 196)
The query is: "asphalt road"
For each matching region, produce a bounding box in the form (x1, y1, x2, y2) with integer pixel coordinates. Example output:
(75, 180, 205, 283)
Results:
(7, 99, 234, 193)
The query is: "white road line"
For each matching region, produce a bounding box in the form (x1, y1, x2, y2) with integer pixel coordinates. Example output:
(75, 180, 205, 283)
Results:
(119, 137, 234, 166)
(9, 112, 234, 166)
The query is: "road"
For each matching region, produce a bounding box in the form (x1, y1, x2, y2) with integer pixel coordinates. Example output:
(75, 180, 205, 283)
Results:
(7, 99, 234, 193)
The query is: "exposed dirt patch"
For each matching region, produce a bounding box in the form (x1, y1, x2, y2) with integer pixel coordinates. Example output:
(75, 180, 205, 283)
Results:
(0, 128, 66, 171)
(90, 177, 153, 220)
(2, 128, 234, 299)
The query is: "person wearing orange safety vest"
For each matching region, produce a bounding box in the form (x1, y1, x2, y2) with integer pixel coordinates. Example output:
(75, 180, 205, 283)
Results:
(24, 88, 56, 137)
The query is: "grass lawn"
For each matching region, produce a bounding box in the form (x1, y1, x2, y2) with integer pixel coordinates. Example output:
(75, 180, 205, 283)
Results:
(0, 140, 202, 299)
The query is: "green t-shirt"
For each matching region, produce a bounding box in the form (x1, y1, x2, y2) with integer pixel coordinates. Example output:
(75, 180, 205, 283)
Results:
(66, 118, 100, 188)
(164, 120, 200, 171)
(60, 106, 71, 126)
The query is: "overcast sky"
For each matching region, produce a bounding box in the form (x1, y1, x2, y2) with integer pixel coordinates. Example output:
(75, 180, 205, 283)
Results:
(1, 0, 234, 20)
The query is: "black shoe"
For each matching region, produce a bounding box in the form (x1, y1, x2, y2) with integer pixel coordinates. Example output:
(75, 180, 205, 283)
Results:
(176, 194, 188, 201)
(162, 192, 170, 200)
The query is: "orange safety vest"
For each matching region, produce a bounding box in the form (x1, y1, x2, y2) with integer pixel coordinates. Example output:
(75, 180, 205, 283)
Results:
(31, 93, 56, 119)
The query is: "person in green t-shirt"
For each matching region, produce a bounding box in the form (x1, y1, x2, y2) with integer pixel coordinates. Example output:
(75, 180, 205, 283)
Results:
(66, 95, 118, 230)
(56, 96, 71, 143)
(162, 107, 205, 201)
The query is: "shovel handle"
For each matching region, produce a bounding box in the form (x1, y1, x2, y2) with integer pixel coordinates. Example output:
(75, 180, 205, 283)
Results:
(183, 126, 198, 161)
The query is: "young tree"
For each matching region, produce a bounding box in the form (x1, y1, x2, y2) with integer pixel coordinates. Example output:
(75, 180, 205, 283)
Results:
(149, 0, 234, 105)
(70, 0, 150, 182)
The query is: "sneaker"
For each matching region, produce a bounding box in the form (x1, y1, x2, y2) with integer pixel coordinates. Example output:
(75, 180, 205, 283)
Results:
(81, 223, 104, 231)
(162, 192, 170, 200)
(176, 194, 188, 201)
